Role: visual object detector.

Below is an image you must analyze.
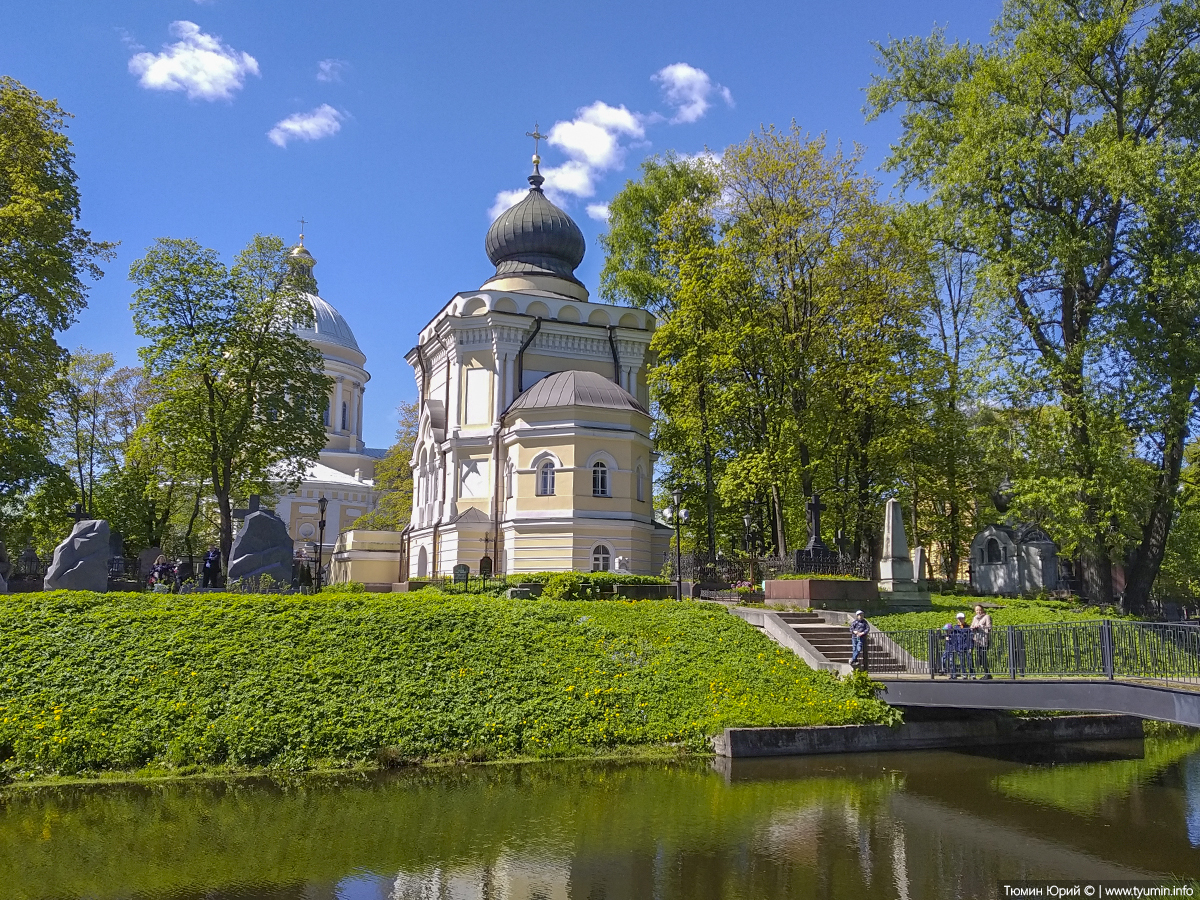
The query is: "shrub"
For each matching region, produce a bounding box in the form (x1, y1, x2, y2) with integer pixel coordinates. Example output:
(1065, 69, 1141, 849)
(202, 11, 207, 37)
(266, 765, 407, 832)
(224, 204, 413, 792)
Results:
(540, 573, 587, 602)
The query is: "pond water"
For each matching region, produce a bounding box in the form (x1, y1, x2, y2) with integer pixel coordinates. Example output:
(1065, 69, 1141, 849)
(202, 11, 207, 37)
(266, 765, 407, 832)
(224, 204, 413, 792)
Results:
(2, 735, 1199, 900)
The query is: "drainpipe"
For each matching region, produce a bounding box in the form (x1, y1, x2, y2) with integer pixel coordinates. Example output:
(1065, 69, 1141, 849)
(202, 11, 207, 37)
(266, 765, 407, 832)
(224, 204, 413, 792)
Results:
(515, 317, 542, 395)
(607, 325, 621, 385)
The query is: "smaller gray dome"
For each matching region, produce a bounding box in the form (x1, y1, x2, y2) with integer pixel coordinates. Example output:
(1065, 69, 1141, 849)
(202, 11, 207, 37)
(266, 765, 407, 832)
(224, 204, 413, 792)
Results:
(509, 369, 646, 414)
(296, 294, 361, 355)
(485, 171, 586, 285)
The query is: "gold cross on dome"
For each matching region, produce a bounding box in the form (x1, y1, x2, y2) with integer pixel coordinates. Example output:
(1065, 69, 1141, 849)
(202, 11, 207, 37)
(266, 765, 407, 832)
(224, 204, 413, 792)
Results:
(298, 217, 308, 243)
(525, 124, 546, 156)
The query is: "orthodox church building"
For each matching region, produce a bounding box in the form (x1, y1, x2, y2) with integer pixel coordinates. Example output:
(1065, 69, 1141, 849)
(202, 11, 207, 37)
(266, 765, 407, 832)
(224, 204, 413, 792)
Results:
(271, 239, 385, 550)
(401, 157, 671, 578)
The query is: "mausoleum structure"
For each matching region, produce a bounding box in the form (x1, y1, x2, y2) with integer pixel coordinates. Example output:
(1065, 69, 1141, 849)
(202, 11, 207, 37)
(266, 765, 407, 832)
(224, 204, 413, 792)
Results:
(969, 523, 1060, 596)
(400, 156, 671, 578)
(271, 236, 386, 551)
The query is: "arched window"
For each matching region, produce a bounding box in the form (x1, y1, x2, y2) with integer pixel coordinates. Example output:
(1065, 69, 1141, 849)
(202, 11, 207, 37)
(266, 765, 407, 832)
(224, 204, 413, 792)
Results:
(341, 401, 349, 430)
(506, 460, 514, 499)
(592, 461, 609, 497)
(636, 465, 645, 502)
(417, 546, 428, 578)
(592, 544, 611, 572)
(537, 460, 555, 496)
(986, 538, 1002, 564)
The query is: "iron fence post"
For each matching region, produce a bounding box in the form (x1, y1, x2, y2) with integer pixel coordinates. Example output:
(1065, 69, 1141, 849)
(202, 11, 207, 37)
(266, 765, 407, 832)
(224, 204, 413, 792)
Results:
(1101, 619, 1115, 680)
(927, 629, 937, 679)
(1007, 625, 1017, 680)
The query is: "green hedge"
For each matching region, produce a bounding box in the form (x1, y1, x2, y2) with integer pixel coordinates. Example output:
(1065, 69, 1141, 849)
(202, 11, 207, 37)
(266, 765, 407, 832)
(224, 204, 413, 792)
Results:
(0, 590, 896, 779)
(871, 594, 1129, 631)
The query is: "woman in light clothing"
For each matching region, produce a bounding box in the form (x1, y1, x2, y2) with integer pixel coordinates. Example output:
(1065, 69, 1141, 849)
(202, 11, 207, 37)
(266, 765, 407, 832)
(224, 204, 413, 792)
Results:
(971, 604, 993, 679)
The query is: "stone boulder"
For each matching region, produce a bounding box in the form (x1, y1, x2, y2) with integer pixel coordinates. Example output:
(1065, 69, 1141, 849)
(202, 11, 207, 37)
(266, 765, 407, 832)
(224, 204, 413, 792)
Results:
(227, 510, 293, 584)
(44, 520, 110, 592)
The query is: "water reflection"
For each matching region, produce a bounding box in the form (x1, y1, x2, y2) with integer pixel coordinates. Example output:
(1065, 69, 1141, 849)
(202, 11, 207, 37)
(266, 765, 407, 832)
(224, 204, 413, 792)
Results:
(0, 737, 1197, 900)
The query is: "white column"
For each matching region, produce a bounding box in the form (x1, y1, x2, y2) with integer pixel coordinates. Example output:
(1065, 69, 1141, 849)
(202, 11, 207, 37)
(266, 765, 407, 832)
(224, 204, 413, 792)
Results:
(356, 385, 365, 437)
(494, 354, 505, 422)
(447, 352, 462, 431)
(334, 377, 344, 432)
(504, 353, 515, 407)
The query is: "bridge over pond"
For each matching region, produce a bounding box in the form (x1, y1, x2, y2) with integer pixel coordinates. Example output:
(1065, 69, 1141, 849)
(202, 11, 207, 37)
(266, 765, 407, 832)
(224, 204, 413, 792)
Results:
(734, 607, 1200, 728)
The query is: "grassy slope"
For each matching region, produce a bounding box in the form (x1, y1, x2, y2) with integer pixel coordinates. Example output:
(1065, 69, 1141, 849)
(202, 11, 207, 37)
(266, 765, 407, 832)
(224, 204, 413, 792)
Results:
(871, 593, 1124, 631)
(0, 590, 895, 779)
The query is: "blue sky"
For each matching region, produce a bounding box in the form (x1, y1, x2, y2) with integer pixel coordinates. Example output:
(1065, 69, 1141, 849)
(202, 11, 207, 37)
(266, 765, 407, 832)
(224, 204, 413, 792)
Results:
(2, 0, 998, 450)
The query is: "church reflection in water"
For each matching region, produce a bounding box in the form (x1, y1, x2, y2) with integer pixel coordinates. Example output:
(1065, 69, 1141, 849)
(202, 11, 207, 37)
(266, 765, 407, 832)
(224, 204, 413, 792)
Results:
(2, 738, 1197, 900)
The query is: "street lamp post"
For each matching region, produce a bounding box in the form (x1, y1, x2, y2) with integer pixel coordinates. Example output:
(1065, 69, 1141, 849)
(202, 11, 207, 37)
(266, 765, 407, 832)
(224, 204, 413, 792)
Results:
(315, 495, 328, 591)
(671, 487, 688, 602)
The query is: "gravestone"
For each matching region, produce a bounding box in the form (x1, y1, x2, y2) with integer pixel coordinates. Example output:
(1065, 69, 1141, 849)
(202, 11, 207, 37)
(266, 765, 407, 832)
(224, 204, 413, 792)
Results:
(453, 564, 470, 584)
(109, 529, 124, 561)
(912, 546, 928, 590)
(479, 556, 493, 578)
(877, 499, 929, 606)
(44, 520, 111, 592)
(227, 510, 293, 583)
(19, 543, 40, 577)
(802, 493, 834, 558)
(0, 539, 11, 581)
(137, 546, 162, 581)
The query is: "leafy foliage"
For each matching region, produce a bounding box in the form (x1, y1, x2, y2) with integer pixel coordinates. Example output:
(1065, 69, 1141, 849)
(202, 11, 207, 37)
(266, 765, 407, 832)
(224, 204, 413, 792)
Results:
(0, 77, 113, 506)
(130, 236, 332, 570)
(352, 400, 418, 531)
(0, 591, 897, 778)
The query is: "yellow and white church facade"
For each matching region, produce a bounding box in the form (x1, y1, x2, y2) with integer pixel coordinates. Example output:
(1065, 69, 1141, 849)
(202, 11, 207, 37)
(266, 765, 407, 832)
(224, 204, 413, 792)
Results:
(400, 160, 671, 579)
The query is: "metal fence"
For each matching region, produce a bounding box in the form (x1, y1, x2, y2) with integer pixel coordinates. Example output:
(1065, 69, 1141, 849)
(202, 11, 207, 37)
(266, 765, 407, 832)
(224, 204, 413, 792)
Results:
(875, 621, 1200, 687)
(676, 552, 871, 585)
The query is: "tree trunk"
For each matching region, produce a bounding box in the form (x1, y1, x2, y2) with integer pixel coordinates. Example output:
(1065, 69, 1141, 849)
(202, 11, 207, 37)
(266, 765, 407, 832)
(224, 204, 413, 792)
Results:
(698, 383, 717, 559)
(1124, 393, 1191, 615)
(771, 482, 787, 556)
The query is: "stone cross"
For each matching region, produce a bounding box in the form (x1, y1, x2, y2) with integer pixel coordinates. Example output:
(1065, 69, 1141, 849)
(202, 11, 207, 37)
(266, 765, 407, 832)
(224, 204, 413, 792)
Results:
(806, 494, 826, 540)
(803, 493, 832, 556)
(69, 503, 86, 523)
(232, 495, 262, 521)
(835, 528, 849, 559)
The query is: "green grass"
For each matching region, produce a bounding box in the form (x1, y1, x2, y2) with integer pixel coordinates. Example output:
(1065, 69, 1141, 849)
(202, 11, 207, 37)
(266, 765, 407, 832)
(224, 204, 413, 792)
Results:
(0, 590, 897, 780)
(871, 593, 1125, 631)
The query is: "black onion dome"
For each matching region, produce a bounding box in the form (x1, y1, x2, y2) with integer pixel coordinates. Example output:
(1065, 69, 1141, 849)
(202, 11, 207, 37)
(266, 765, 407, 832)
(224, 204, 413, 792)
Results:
(485, 171, 586, 284)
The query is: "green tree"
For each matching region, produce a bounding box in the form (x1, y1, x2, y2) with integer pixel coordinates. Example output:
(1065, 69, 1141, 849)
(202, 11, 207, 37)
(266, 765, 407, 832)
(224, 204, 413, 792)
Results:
(50, 348, 117, 515)
(130, 236, 331, 571)
(868, 0, 1200, 607)
(353, 400, 419, 531)
(0, 76, 113, 507)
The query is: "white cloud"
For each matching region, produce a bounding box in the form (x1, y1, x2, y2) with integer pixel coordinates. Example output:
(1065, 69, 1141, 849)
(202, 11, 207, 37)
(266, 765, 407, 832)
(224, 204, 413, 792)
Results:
(316, 59, 347, 82)
(128, 21, 259, 101)
(653, 63, 733, 124)
(488, 188, 528, 220)
(267, 105, 344, 148)
(586, 203, 610, 222)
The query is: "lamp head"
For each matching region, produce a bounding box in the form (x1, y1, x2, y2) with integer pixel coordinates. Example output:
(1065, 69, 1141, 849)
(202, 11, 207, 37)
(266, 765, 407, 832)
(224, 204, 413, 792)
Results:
(743, 514, 752, 529)
(318, 495, 328, 515)
(680, 508, 690, 523)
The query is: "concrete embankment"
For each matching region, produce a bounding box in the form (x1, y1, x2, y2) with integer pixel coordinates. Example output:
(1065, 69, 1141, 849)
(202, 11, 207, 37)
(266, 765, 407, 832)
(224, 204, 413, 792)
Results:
(712, 713, 1144, 757)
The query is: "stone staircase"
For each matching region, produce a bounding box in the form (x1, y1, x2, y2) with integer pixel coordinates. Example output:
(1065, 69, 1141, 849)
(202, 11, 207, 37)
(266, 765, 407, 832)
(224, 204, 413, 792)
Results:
(775, 612, 907, 674)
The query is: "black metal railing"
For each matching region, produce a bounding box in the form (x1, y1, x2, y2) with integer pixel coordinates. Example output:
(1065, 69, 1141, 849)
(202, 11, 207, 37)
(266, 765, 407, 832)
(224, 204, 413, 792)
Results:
(675, 552, 871, 585)
(876, 621, 1200, 687)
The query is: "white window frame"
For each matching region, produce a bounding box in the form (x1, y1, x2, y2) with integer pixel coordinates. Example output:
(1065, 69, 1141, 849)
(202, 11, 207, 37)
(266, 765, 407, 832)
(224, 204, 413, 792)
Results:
(537, 460, 556, 496)
(592, 461, 609, 497)
(592, 544, 612, 572)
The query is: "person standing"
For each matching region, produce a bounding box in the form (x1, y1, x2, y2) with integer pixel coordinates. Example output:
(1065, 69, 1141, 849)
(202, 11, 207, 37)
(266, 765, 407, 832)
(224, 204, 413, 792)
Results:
(201, 544, 221, 588)
(148, 555, 175, 593)
(849, 610, 870, 670)
(971, 604, 993, 680)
